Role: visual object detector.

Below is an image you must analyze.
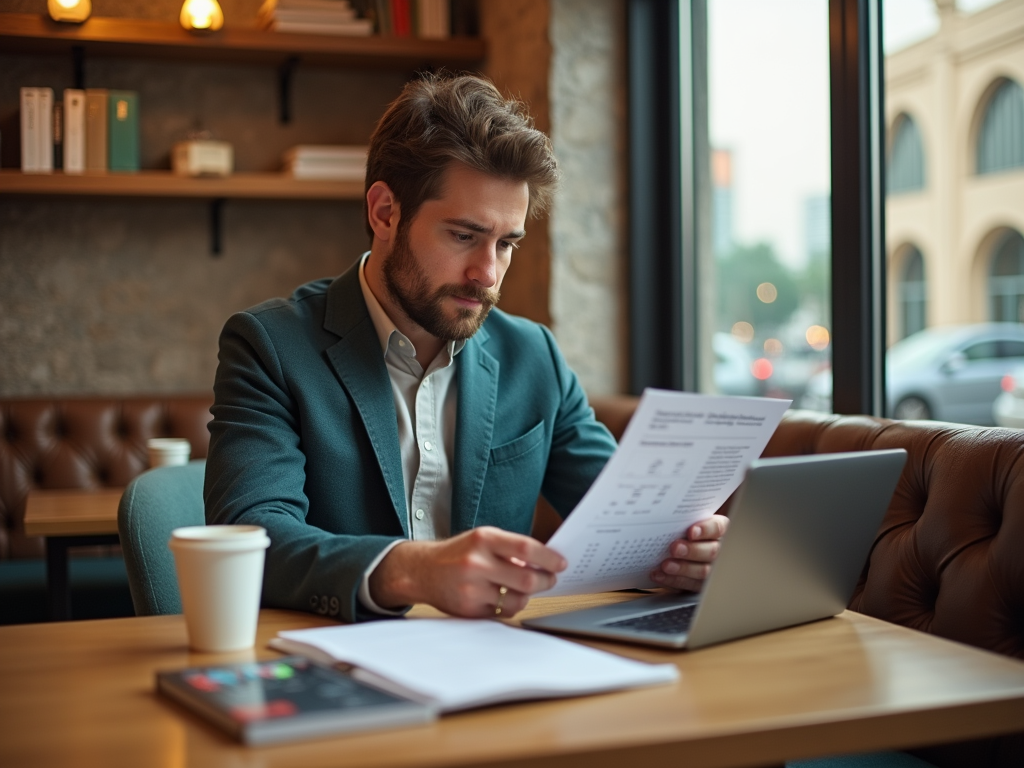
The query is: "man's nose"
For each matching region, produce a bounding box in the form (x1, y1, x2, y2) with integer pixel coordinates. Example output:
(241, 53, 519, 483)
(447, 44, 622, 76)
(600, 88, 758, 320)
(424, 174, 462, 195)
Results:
(467, 244, 498, 287)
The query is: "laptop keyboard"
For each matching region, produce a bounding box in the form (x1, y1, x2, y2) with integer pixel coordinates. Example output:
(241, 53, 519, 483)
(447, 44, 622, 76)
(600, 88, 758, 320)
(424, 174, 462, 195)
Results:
(603, 604, 697, 635)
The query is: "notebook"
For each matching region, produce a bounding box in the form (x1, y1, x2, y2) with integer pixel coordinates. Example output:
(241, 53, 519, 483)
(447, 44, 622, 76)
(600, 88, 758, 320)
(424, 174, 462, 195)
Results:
(523, 449, 907, 649)
(156, 656, 435, 745)
(269, 618, 678, 712)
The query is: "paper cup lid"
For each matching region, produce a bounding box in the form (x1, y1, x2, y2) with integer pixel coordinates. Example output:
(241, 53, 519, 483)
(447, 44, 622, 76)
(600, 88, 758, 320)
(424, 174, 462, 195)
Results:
(148, 437, 191, 451)
(169, 525, 269, 551)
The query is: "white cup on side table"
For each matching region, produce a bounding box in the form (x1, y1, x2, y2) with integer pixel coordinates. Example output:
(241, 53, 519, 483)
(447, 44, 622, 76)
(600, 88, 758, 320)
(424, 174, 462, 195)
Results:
(147, 437, 192, 468)
(168, 525, 271, 652)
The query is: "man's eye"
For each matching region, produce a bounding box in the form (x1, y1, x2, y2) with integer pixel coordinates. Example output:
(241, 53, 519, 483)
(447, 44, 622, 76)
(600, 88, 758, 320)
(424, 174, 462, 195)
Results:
(499, 240, 519, 251)
(453, 232, 473, 243)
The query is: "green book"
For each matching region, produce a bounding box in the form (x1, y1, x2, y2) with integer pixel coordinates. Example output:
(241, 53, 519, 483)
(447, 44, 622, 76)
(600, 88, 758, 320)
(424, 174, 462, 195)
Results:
(108, 90, 139, 172)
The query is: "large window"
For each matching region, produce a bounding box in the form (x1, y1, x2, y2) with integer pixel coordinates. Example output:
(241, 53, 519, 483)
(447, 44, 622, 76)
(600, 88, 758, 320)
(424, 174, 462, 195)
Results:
(701, 0, 832, 404)
(978, 78, 1024, 175)
(888, 114, 925, 193)
(897, 246, 927, 339)
(989, 230, 1024, 323)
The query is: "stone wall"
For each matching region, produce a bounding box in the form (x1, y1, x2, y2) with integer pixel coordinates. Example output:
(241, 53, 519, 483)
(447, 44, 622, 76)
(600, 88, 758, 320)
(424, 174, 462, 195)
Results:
(548, 0, 627, 395)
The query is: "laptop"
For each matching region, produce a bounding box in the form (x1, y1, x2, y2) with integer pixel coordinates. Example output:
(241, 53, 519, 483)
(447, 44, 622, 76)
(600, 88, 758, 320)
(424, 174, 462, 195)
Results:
(523, 449, 907, 650)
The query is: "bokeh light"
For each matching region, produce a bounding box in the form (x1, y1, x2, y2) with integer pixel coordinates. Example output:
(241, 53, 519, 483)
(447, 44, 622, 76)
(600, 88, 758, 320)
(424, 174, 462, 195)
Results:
(805, 325, 830, 351)
(731, 321, 754, 344)
(763, 338, 783, 355)
(756, 282, 778, 303)
(751, 358, 773, 380)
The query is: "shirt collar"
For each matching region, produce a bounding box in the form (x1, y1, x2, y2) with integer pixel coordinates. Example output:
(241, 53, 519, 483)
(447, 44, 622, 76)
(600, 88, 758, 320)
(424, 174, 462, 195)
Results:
(358, 252, 466, 360)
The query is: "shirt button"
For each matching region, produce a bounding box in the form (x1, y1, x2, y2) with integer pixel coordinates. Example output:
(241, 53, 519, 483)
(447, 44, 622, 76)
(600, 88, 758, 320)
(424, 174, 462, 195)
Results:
(398, 339, 406, 347)
(414, 509, 425, 520)
(424, 441, 433, 451)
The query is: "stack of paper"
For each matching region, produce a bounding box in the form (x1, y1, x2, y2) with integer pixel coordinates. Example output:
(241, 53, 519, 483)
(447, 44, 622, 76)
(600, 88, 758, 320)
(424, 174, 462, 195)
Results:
(270, 619, 678, 712)
(258, 0, 374, 36)
(283, 145, 367, 180)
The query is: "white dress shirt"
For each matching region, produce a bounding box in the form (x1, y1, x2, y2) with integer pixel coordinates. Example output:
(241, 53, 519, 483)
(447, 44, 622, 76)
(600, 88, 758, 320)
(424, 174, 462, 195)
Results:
(356, 253, 465, 614)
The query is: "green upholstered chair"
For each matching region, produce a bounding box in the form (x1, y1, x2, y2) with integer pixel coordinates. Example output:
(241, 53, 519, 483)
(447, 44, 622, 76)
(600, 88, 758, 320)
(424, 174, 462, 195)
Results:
(117, 460, 205, 616)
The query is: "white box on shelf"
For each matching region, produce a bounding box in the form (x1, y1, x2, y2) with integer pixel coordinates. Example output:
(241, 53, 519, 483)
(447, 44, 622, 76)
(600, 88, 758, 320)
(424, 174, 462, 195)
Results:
(172, 140, 234, 177)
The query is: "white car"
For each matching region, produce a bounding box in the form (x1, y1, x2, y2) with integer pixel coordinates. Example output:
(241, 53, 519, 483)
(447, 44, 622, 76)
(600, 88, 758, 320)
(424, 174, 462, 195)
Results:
(993, 365, 1024, 428)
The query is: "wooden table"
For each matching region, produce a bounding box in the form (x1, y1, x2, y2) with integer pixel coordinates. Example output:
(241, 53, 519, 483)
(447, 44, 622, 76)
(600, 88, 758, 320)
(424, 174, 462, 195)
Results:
(2, 595, 1024, 768)
(23, 488, 123, 621)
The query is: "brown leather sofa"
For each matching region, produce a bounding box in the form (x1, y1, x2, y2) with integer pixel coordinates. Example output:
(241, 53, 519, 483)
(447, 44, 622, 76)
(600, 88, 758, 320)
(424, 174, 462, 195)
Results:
(587, 395, 1024, 768)
(0, 395, 213, 560)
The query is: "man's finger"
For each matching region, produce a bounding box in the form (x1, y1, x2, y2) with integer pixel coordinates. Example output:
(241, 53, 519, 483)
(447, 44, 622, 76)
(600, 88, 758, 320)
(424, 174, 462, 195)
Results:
(655, 559, 712, 581)
(668, 539, 720, 562)
(687, 514, 729, 541)
(482, 527, 568, 574)
(488, 558, 559, 596)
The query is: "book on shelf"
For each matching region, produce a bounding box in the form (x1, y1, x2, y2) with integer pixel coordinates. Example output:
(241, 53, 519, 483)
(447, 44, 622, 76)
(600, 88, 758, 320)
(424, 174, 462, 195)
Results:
(52, 101, 63, 171)
(20, 87, 54, 173)
(283, 144, 367, 180)
(85, 88, 108, 172)
(259, 0, 373, 35)
(269, 618, 679, 713)
(416, 0, 450, 39)
(108, 90, 140, 172)
(63, 89, 86, 174)
(156, 655, 436, 745)
(391, 0, 412, 37)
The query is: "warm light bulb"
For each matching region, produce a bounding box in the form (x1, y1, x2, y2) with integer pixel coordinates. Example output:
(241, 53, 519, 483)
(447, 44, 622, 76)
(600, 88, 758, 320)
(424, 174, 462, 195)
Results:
(47, 0, 91, 23)
(180, 0, 225, 32)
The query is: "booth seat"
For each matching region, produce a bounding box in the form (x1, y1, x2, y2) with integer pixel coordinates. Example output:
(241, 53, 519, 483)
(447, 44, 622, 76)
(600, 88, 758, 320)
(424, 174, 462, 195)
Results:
(586, 395, 1024, 768)
(0, 395, 213, 560)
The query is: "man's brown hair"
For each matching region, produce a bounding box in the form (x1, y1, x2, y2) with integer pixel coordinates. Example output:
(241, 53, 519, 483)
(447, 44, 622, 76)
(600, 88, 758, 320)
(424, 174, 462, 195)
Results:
(364, 73, 559, 238)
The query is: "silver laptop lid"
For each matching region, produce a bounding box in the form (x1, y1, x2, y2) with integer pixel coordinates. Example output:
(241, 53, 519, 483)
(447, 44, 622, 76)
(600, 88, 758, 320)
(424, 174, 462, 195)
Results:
(684, 448, 906, 649)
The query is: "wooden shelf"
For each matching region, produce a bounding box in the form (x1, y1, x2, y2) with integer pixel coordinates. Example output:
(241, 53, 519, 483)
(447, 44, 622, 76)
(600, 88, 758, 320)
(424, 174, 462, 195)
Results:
(0, 13, 486, 69)
(0, 170, 364, 200)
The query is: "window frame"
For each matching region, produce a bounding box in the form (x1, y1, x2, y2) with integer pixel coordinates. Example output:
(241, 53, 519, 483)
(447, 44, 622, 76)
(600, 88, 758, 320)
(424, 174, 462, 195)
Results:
(627, 0, 888, 416)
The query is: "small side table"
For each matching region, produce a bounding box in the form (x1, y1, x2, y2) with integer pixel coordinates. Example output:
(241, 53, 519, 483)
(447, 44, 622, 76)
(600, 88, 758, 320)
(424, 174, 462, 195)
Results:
(23, 488, 123, 621)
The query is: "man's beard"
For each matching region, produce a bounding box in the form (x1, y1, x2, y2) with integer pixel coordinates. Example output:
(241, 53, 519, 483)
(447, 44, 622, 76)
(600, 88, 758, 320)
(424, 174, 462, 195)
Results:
(381, 225, 500, 341)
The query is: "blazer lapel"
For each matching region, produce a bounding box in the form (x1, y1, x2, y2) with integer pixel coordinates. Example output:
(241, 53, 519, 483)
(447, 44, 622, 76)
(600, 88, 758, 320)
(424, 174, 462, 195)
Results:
(322, 264, 409, 536)
(451, 327, 498, 533)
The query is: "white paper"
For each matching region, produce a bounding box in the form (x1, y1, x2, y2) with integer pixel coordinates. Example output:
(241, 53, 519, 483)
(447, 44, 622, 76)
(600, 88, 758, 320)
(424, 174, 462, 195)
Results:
(542, 389, 791, 597)
(272, 619, 678, 712)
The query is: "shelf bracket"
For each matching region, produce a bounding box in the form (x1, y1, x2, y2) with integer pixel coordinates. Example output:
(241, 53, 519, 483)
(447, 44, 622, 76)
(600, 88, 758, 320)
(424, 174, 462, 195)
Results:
(72, 45, 85, 90)
(210, 198, 225, 256)
(278, 56, 300, 124)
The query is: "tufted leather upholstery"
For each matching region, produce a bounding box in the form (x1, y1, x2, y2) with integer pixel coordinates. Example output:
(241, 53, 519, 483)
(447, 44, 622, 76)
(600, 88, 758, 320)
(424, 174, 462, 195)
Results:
(0, 396, 213, 560)
(588, 395, 1024, 768)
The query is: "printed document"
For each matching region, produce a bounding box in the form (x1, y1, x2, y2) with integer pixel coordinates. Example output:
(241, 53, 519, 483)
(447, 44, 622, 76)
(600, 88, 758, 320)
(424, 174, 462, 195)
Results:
(541, 389, 790, 597)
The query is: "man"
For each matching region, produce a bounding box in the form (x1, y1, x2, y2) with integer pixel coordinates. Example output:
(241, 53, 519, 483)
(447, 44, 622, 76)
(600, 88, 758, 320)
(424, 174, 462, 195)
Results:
(205, 74, 726, 623)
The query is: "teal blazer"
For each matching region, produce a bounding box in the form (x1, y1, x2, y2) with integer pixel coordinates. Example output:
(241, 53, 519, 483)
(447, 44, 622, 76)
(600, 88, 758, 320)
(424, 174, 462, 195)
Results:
(204, 261, 617, 623)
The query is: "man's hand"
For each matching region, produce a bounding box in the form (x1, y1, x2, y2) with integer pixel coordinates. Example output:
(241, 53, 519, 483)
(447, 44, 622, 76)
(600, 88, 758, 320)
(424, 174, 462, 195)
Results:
(369, 526, 567, 618)
(650, 514, 729, 592)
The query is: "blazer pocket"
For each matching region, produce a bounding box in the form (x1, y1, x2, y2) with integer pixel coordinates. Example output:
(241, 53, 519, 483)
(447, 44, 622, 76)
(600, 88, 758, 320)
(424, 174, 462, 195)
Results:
(489, 421, 545, 466)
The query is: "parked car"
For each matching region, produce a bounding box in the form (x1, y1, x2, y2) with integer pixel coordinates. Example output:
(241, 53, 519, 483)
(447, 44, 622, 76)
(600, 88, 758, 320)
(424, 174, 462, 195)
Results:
(993, 364, 1024, 428)
(798, 323, 1024, 425)
(887, 324, 1024, 424)
(712, 332, 761, 396)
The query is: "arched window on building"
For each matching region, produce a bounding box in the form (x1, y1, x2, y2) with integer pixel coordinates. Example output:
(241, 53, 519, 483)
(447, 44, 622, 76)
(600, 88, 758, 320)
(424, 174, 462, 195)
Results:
(898, 246, 926, 339)
(989, 230, 1024, 323)
(977, 79, 1024, 175)
(888, 114, 925, 193)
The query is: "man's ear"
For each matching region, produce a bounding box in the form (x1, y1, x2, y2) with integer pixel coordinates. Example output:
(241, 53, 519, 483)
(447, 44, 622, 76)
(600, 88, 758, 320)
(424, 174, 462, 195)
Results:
(366, 181, 400, 243)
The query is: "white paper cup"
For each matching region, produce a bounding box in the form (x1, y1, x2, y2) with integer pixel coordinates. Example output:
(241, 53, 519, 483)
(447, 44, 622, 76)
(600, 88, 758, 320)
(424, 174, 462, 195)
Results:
(169, 525, 271, 652)
(148, 437, 192, 468)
